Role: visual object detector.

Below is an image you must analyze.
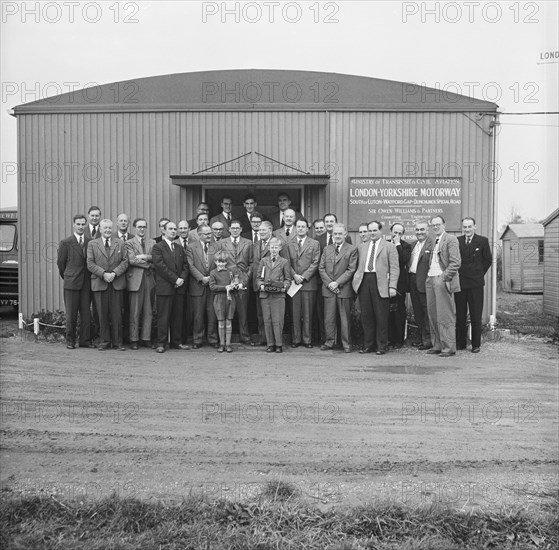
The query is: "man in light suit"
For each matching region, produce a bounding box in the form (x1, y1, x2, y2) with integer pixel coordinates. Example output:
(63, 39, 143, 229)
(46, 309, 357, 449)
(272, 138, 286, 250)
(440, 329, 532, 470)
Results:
(407, 220, 434, 350)
(319, 223, 358, 353)
(186, 225, 219, 348)
(273, 209, 298, 244)
(125, 218, 155, 350)
(215, 219, 252, 344)
(455, 216, 493, 353)
(57, 214, 94, 349)
(86, 219, 129, 351)
(425, 216, 461, 357)
(250, 220, 273, 345)
(210, 196, 234, 238)
(285, 219, 320, 348)
(352, 220, 399, 355)
(152, 221, 190, 353)
(387, 223, 412, 348)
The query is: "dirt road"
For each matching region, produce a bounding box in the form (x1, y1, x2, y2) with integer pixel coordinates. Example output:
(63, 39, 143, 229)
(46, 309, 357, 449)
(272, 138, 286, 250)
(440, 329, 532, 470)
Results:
(1, 332, 557, 512)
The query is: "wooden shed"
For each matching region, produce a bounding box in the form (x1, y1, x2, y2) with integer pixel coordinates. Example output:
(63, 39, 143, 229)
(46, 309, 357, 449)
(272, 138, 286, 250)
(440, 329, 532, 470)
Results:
(500, 224, 544, 293)
(10, 69, 499, 318)
(542, 208, 559, 316)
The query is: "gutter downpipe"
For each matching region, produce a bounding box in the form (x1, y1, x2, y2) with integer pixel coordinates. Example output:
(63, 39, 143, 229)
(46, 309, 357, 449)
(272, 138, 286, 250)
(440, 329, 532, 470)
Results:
(489, 113, 500, 329)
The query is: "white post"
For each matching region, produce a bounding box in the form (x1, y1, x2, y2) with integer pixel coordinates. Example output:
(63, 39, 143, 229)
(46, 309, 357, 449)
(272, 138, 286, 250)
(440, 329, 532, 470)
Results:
(33, 318, 40, 336)
(18, 313, 24, 329)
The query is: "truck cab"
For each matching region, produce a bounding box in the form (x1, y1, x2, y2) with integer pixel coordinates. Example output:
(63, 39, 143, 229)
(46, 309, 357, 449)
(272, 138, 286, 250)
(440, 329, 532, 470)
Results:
(0, 209, 18, 309)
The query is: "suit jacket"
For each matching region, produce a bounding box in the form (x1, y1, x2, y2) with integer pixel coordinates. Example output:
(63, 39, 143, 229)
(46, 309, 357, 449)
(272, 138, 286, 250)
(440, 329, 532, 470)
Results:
(457, 234, 492, 288)
(391, 240, 412, 293)
(319, 242, 358, 298)
(125, 236, 155, 292)
(215, 236, 252, 275)
(269, 210, 303, 231)
(407, 238, 434, 293)
(273, 227, 298, 245)
(185, 240, 218, 296)
(152, 240, 189, 296)
(256, 256, 292, 297)
(426, 232, 461, 293)
(250, 239, 271, 291)
(285, 237, 320, 291)
(87, 238, 129, 291)
(352, 238, 400, 297)
(318, 232, 353, 252)
(238, 212, 256, 233)
(242, 229, 260, 244)
(84, 225, 101, 240)
(209, 212, 232, 237)
(57, 235, 91, 290)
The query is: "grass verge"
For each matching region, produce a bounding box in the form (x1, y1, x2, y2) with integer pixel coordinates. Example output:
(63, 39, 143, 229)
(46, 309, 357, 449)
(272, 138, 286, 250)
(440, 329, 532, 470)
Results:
(1, 491, 557, 549)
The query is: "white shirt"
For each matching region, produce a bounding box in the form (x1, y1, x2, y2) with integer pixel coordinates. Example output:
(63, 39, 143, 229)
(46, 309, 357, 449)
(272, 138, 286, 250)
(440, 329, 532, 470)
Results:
(74, 232, 83, 243)
(365, 239, 381, 272)
(428, 233, 444, 277)
(409, 240, 425, 274)
(163, 237, 175, 251)
(297, 236, 307, 248)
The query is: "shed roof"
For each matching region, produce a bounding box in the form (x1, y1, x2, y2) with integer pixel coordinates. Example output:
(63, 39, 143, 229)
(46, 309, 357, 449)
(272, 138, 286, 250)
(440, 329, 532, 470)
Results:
(11, 69, 499, 115)
(500, 224, 544, 240)
(542, 208, 559, 227)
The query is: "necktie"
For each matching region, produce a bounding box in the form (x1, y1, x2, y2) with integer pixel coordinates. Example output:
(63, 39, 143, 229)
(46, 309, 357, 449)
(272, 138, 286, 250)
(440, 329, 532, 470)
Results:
(121, 234, 127, 241)
(141, 238, 145, 253)
(254, 232, 258, 244)
(183, 238, 187, 249)
(79, 236, 84, 249)
(272, 257, 276, 263)
(298, 238, 303, 251)
(91, 227, 96, 238)
(328, 235, 333, 246)
(225, 213, 230, 223)
(105, 238, 110, 249)
(280, 214, 285, 228)
(285, 228, 290, 237)
(335, 244, 340, 256)
(233, 238, 238, 252)
(466, 237, 471, 245)
(367, 240, 376, 272)
(430, 238, 440, 265)
(204, 242, 208, 254)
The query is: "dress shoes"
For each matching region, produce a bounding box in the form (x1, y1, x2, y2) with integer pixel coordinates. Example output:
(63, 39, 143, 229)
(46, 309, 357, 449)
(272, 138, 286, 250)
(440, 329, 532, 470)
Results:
(275, 346, 283, 353)
(320, 344, 332, 351)
(471, 347, 480, 353)
(226, 345, 233, 353)
(217, 346, 225, 353)
(438, 352, 456, 357)
(130, 342, 139, 350)
(344, 348, 352, 354)
(177, 344, 190, 350)
(79, 342, 96, 349)
(376, 350, 386, 355)
(418, 344, 433, 351)
(115, 345, 126, 351)
(155, 346, 165, 353)
(66, 343, 75, 349)
(291, 343, 300, 348)
(411, 341, 421, 347)
(426, 349, 441, 354)
(98, 345, 109, 351)
(192, 343, 202, 349)
(359, 347, 374, 354)
(305, 343, 313, 349)
(266, 346, 276, 353)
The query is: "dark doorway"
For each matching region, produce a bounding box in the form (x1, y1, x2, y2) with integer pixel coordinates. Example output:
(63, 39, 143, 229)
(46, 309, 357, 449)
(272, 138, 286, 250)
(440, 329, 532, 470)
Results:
(204, 187, 303, 221)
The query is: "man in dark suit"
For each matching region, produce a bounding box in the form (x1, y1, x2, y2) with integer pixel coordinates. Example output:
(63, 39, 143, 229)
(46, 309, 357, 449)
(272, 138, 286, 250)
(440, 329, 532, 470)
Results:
(239, 194, 261, 233)
(125, 218, 155, 350)
(241, 211, 263, 336)
(285, 219, 320, 348)
(188, 203, 210, 230)
(319, 223, 358, 353)
(250, 221, 274, 345)
(353, 221, 399, 355)
(425, 216, 461, 357)
(388, 223, 412, 348)
(186, 225, 219, 348)
(57, 214, 94, 349)
(86, 219, 129, 351)
(455, 216, 493, 353)
(210, 196, 234, 238)
(407, 221, 433, 350)
(269, 192, 303, 230)
(84, 206, 102, 240)
(116, 213, 132, 343)
(152, 221, 190, 353)
(216, 219, 252, 344)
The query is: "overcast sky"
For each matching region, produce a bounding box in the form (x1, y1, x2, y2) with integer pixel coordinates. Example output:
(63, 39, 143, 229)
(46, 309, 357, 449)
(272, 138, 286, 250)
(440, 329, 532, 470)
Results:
(1, 0, 557, 225)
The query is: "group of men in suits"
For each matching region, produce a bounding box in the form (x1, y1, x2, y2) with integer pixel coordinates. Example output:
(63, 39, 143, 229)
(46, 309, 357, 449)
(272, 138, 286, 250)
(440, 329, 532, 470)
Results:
(57, 202, 492, 355)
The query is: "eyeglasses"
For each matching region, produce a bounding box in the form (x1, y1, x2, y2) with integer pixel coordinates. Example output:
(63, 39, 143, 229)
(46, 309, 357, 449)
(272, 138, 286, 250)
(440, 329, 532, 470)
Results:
(136, 226, 147, 229)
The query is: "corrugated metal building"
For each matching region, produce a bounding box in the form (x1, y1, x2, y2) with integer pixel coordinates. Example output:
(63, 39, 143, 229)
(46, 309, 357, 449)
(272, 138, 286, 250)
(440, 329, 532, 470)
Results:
(11, 69, 498, 318)
(500, 224, 545, 293)
(542, 209, 559, 316)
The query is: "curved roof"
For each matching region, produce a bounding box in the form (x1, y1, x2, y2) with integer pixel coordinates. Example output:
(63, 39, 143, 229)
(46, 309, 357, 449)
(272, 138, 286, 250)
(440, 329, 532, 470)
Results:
(12, 69, 498, 114)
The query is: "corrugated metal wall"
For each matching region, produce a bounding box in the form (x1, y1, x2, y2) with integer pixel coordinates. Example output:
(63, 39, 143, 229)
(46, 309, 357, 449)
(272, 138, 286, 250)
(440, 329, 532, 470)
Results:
(18, 110, 494, 319)
(543, 217, 559, 315)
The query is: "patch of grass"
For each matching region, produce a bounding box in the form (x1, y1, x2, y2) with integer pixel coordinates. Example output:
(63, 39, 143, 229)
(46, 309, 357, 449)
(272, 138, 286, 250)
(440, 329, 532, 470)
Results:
(0, 494, 557, 550)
